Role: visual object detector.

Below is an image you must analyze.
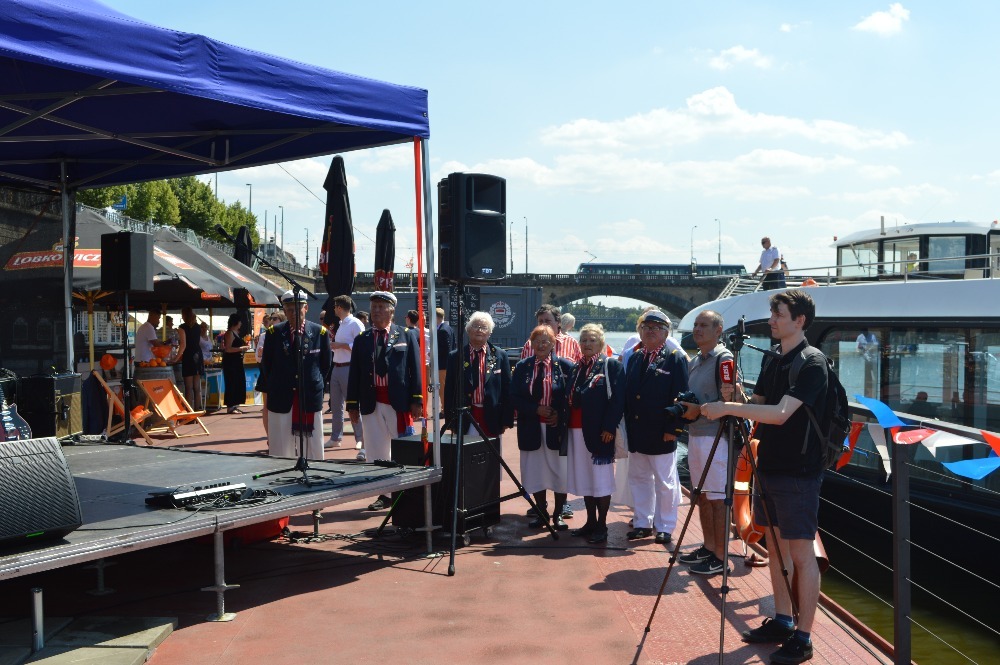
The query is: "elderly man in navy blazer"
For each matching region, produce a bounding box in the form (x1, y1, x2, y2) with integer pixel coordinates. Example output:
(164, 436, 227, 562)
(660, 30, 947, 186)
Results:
(623, 309, 689, 545)
(259, 289, 332, 461)
(347, 291, 424, 509)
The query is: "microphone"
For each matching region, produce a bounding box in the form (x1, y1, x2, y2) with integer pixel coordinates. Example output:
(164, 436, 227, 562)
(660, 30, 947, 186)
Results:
(719, 358, 735, 385)
(214, 224, 233, 241)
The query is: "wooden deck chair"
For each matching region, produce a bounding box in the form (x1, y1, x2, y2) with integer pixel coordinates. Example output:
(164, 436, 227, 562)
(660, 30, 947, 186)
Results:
(90, 370, 155, 446)
(137, 378, 210, 439)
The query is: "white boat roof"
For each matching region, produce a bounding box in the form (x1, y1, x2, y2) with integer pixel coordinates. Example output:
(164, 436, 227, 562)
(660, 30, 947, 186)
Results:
(833, 220, 997, 247)
(678, 278, 1000, 333)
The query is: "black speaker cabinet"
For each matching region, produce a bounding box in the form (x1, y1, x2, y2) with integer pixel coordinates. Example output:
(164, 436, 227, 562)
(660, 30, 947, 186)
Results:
(390, 432, 501, 535)
(0, 437, 83, 546)
(438, 173, 506, 282)
(100, 231, 154, 292)
(19, 374, 83, 438)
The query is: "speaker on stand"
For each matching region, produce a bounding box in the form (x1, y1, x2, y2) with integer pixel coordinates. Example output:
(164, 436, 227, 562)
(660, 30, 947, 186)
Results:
(438, 173, 506, 284)
(100, 231, 153, 443)
(0, 437, 82, 545)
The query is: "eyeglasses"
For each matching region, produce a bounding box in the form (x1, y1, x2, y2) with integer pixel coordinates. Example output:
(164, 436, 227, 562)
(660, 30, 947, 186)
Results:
(469, 325, 490, 332)
(640, 324, 668, 332)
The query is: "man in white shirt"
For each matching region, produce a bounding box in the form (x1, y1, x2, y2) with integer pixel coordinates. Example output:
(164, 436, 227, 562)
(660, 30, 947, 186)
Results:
(752, 237, 786, 291)
(327, 295, 365, 449)
(134, 310, 162, 364)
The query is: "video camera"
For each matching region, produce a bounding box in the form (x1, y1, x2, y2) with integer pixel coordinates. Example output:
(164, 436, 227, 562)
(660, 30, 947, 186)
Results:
(664, 391, 699, 420)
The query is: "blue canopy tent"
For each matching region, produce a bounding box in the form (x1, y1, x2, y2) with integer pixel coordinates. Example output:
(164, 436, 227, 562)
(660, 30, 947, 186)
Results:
(0, 1, 440, 429)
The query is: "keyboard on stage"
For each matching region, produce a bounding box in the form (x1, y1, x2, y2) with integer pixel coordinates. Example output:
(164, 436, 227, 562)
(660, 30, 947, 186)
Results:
(145, 482, 248, 508)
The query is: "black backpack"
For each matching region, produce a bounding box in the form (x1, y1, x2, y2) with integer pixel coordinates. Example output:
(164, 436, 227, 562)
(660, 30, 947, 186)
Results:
(789, 346, 851, 470)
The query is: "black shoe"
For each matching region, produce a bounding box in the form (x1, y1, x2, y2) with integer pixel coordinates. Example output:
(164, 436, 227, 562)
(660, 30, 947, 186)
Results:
(526, 504, 548, 517)
(552, 515, 569, 531)
(587, 527, 609, 544)
(571, 523, 596, 537)
(625, 527, 653, 540)
(679, 546, 712, 565)
(770, 637, 813, 664)
(367, 495, 390, 511)
(655, 531, 671, 545)
(690, 554, 728, 576)
(742, 618, 795, 644)
(528, 513, 548, 528)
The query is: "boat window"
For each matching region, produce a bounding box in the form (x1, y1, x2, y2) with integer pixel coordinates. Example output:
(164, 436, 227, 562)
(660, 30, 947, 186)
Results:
(990, 233, 1000, 278)
(926, 236, 965, 274)
(837, 241, 878, 279)
(884, 238, 920, 277)
(819, 328, 882, 401)
(733, 333, 774, 387)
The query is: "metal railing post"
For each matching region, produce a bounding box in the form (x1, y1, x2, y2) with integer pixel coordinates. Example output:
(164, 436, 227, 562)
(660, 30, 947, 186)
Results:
(890, 432, 912, 664)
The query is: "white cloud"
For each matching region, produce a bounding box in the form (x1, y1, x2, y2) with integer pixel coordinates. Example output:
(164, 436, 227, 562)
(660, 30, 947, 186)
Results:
(857, 164, 900, 180)
(708, 45, 773, 71)
(357, 144, 414, 174)
(826, 183, 951, 206)
(541, 87, 910, 151)
(780, 23, 793, 33)
(853, 3, 910, 37)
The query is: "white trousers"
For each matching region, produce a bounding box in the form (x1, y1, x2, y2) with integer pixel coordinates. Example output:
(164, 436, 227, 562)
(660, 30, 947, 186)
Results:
(360, 401, 401, 462)
(267, 409, 324, 460)
(628, 451, 680, 533)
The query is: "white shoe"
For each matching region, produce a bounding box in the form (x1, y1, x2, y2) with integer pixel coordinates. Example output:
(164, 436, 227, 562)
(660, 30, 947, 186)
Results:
(355, 441, 363, 450)
(325, 438, 342, 448)
(356, 450, 366, 461)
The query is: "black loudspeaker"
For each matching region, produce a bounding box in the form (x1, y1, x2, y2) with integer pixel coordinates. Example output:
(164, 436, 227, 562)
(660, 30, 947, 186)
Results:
(0, 437, 83, 546)
(19, 374, 83, 438)
(100, 231, 154, 292)
(390, 432, 501, 535)
(438, 173, 506, 282)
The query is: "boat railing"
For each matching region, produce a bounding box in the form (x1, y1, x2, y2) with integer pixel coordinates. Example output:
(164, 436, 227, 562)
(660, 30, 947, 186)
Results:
(717, 251, 999, 299)
(815, 399, 1000, 662)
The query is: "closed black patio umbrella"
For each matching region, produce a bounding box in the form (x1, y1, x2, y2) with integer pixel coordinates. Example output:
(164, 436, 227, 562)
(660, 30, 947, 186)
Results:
(374, 209, 395, 292)
(319, 155, 356, 324)
(231, 225, 257, 333)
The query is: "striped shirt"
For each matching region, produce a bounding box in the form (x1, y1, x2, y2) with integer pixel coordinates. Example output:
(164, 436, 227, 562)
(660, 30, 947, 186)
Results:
(521, 332, 581, 362)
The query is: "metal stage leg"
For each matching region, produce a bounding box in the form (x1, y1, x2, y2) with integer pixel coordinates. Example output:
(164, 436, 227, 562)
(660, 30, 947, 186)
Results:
(202, 530, 239, 622)
(31, 587, 43, 653)
(84, 558, 116, 596)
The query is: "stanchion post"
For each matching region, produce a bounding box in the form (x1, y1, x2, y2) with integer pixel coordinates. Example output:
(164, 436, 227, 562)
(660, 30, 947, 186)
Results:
(891, 432, 912, 664)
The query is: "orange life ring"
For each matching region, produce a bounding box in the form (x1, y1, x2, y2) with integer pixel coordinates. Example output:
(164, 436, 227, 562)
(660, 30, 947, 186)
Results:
(801, 277, 818, 287)
(733, 436, 765, 545)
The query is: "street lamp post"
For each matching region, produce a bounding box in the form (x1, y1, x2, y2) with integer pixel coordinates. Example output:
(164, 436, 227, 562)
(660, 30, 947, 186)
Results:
(716, 218, 721, 266)
(690, 225, 698, 264)
(524, 216, 528, 273)
(245, 183, 252, 216)
(278, 205, 284, 250)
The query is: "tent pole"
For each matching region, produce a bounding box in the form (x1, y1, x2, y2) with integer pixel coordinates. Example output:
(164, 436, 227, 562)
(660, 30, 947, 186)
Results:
(419, 138, 441, 469)
(61, 162, 75, 373)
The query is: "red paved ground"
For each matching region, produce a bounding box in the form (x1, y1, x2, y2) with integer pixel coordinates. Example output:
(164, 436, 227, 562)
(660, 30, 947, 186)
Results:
(6, 406, 891, 664)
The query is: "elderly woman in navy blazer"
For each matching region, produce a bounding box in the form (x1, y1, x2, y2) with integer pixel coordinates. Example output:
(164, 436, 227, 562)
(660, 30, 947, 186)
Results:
(511, 325, 575, 530)
(566, 323, 625, 544)
(443, 311, 512, 439)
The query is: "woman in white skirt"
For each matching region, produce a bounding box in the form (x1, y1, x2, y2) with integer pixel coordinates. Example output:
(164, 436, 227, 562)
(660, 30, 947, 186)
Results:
(511, 325, 575, 530)
(566, 324, 625, 543)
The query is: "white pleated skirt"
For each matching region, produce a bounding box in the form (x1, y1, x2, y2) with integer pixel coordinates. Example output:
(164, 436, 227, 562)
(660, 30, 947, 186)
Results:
(566, 428, 616, 497)
(519, 425, 567, 494)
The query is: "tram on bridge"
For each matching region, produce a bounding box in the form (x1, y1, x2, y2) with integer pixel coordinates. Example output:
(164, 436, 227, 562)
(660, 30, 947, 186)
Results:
(576, 262, 747, 277)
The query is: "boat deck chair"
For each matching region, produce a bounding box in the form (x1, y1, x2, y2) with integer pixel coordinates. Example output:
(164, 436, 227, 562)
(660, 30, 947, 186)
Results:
(90, 370, 155, 446)
(137, 378, 210, 439)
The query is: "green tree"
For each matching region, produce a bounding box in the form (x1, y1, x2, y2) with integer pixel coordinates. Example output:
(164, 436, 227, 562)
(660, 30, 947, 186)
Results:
(128, 180, 180, 225)
(170, 176, 224, 236)
(76, 184, 130, 209)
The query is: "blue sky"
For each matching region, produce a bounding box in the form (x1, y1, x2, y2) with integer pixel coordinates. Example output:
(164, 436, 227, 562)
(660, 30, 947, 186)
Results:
(104, 1, 1000, 302)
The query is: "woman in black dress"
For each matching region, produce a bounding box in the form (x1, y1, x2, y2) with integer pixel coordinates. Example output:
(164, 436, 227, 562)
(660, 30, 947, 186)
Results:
(222, 313, 250, 414)
(177, 307, 204, 408)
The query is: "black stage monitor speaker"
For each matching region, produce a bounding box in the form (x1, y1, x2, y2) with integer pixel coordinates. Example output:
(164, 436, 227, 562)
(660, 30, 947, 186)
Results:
(19, 374, 83, 438)
(438, 173, 506, 282)
(0, 437, 83, 546)
(390, 432, 501, 535)
(101, 231, 154, 292)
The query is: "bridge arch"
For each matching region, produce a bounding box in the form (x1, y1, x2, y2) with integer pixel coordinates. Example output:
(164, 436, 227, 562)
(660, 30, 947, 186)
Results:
(546, 285, 698, 321)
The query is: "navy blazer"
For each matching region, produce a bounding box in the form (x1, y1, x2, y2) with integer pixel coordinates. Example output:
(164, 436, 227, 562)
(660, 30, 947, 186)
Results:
(623, 346, 689, 455)
(511, 355, 575, 452)
(258, 320, 332, 414)
(570, 356, 626, 459)
(444, 342, 513, 436)
(346, 324, 423, 415)
(436, 322, 455, 370)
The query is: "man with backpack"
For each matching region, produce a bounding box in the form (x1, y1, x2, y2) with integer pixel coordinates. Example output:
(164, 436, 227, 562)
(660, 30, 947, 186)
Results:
(701, 289, 827, 665)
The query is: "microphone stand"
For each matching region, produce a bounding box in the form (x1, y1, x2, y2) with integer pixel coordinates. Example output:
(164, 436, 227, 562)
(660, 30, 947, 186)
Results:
(214, 226, 341, 487)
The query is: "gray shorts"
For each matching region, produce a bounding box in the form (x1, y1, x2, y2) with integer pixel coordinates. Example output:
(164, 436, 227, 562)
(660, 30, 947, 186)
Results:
(752, 471, 822, 540)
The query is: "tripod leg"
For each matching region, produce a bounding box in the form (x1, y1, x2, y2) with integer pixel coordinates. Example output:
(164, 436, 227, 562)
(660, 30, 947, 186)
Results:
(465, 413, 558, 540)
(447, 411, 464, 576)
(645, 422, 728, 632)
(718, 416, 739, 658)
